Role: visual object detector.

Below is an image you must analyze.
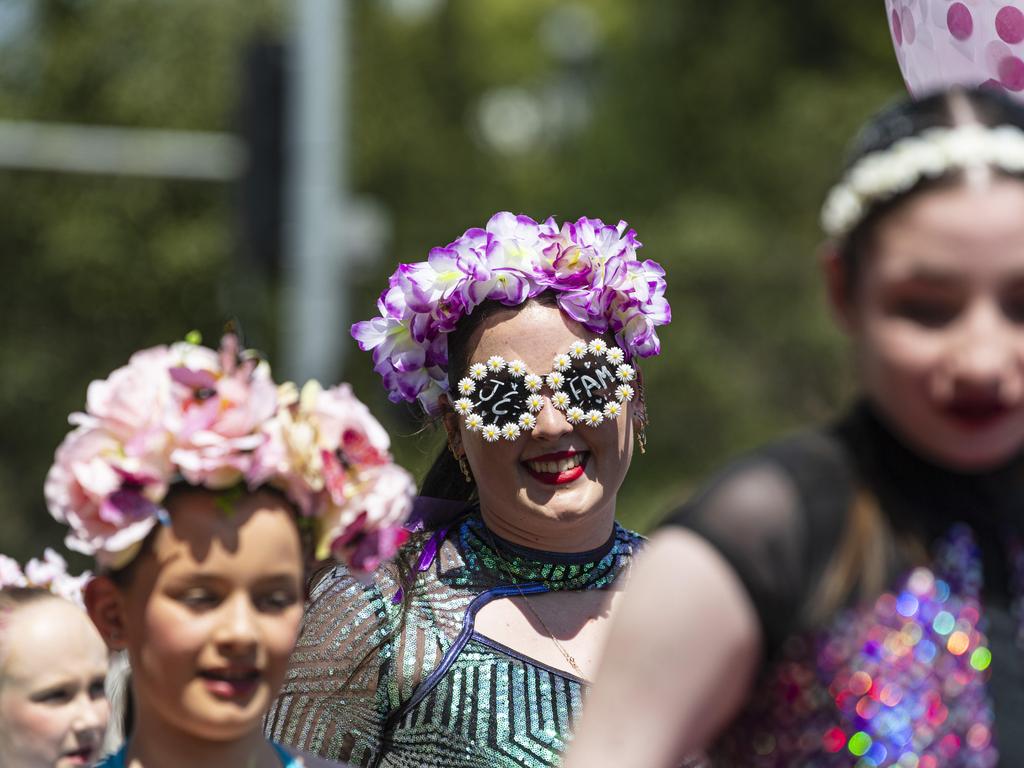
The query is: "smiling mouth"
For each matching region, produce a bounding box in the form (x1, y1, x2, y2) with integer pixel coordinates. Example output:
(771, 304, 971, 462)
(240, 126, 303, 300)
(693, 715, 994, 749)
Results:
(61, 747, 95, 766)
(944, 399, 1011, 430)
(198, 667, 262, 699)
(522, 450, 588, 485)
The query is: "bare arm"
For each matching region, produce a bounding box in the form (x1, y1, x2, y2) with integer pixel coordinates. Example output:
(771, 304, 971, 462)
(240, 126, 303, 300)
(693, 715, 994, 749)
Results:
(563, 528, 761, 768)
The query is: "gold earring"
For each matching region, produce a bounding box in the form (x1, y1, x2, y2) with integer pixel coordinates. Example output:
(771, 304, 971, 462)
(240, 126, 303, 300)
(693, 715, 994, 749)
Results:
(449, 442, 473, 483)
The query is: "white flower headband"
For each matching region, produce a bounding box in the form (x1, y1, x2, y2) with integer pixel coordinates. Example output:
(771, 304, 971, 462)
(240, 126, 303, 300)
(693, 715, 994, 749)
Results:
(0, 549, 91, 608)
(820, 123, 1024, 239)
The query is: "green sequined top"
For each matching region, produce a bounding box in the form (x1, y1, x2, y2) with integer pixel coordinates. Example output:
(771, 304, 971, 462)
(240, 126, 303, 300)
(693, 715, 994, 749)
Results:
(265, 511, 642, 768)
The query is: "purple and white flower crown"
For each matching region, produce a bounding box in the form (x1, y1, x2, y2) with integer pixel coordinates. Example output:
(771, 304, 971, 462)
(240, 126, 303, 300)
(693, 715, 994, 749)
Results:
(0, 549, 91, 608)
(44, 334, 415, 574)
(351, 212, 671, 412)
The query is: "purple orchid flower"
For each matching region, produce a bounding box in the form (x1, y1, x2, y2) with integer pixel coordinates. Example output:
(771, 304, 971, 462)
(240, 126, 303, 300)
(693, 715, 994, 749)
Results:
(350, 212, 672, 408)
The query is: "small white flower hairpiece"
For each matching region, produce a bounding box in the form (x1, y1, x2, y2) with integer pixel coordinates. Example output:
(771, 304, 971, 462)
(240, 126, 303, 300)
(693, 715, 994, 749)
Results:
(0, 549, 91, 608)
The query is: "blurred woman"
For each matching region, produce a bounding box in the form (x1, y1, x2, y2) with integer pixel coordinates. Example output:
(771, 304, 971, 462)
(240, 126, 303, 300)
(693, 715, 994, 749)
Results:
(565, 87, 1024, 767)
(0, 551, 109, 768)
(41, 333, 413, 768)
(266, 213, 672, 767)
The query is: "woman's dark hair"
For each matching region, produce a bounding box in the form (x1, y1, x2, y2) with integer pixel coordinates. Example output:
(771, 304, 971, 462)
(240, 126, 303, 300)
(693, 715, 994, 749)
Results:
(419, 292, 562, 502)
(838, 86, 1024, 291)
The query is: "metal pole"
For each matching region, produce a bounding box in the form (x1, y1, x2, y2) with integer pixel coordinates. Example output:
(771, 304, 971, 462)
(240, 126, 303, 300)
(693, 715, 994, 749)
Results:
(282, 0, 347, 383)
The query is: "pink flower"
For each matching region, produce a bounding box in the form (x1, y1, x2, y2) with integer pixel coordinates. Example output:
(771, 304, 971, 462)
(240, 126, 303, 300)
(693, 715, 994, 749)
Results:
(253, 381, 389, 511)
(253, 380, 415, 576)
(335, 522, 411, 580)
(45, 425, 165, 563)
(82, 346, 175, 440)
(167, 351, 278, 489)
(315, 462, 416, 570)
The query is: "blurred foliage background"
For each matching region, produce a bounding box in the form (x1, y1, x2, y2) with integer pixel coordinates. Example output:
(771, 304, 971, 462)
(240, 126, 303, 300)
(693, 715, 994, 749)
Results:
(0, 0, 903, 561)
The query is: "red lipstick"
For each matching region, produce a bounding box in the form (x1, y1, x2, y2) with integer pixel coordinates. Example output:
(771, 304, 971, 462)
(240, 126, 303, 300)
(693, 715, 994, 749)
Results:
(943, 399, 1011, 431)
(522, 450, 587, 486)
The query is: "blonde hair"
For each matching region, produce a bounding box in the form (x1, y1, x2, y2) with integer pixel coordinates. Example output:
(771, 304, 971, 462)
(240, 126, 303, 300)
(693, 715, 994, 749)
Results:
(805, 489, 928, 626)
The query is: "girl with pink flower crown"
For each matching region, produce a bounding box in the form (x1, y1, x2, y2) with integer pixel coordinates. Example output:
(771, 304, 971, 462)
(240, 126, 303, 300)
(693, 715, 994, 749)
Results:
(266, 213, 679, 768)
(42, 333, 415, 768)
(0, 550, 109, 768)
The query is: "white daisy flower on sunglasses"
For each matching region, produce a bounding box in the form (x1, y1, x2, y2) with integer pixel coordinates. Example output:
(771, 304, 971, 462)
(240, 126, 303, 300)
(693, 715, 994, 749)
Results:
(457, 378, 476, 396)
(518, 412, 537, 430)
(606, 347, 626, 365)
(453, 398, 474, 416)
(552, 391, 570, 410)
(501, 423, 522, 440)
(507, 359, 528, 376)
(552, 353, 571, 372)
(615, 384, 634, 402)
(568, 341, 589, 359)
(584, 410, 604, 427)
(603, 401, 623, 419)
(546, 371, 564, 389)
(616, 364, 636, 382)
(469, 363, 488, 380)
(481, 424, 501, 442)
(565, 407, 585, 424)
(465, 413, 483, 431)
(524, 374, 543, 392)
(487, 355, 506, 373)
(588, 339, 608, 355)
(526, 394, 545, 413)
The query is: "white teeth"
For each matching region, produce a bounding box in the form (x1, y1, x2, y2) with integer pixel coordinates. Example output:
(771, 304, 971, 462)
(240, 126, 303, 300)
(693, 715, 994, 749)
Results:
(526, 454, 585, 474)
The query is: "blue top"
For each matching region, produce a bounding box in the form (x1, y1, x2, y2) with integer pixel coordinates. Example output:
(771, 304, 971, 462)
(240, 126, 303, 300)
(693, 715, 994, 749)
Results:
(94, 741, 300, 767)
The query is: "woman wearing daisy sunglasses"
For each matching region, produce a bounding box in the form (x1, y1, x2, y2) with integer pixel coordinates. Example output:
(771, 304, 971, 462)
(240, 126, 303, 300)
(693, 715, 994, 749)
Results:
(265, 213, 672, 767)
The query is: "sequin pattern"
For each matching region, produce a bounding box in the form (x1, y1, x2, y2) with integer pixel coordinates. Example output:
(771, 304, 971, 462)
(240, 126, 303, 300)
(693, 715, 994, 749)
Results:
(714, 525, 1000, 767)
(265, 512, 643, 767)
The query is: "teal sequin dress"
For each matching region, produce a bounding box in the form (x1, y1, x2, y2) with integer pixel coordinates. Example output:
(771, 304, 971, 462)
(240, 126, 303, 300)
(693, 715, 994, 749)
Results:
(265, 512, 642, 767)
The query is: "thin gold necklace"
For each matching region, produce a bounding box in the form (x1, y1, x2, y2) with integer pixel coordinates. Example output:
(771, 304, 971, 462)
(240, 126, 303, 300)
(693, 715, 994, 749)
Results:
(483, 529, 589, 681)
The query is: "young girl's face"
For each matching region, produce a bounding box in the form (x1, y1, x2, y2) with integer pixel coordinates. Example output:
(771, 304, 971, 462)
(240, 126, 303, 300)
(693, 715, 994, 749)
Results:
(847, 176, 1024, 470)
(0, 598, 109, 768)
(116, 488, 304, 742)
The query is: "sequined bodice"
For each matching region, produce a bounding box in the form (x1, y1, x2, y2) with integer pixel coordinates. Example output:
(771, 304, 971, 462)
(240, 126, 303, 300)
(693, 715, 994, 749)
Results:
(266, 511, 642, 767)
(714, 524, 1007, 767)
(677, 404, 1024, 767)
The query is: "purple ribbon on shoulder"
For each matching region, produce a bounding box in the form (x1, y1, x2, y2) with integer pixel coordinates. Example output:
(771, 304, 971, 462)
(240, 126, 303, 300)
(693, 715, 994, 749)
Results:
(391, 496, 468, 604)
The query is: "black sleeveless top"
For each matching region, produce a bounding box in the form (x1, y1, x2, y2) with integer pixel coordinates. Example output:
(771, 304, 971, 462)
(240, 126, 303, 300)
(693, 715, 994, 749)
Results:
(666, 402, 1024, 766)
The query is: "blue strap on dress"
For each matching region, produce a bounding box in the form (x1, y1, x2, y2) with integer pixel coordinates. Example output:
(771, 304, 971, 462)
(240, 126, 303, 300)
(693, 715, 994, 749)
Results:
(94, 741, 299, 767)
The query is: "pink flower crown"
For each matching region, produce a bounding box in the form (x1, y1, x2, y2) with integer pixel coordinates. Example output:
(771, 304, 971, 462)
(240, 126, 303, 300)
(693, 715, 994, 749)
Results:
(0, 549, 91, 608)
(351, 212, 671, 412)
(44, 334, 415, 574)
